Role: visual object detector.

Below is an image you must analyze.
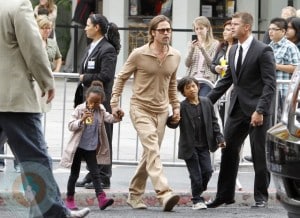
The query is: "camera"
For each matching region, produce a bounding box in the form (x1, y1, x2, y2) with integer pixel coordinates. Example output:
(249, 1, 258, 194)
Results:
(192, 34, 197, 41)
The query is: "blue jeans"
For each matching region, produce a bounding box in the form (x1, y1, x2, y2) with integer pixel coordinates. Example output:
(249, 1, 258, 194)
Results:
(184, 147, 213, 204)
(0, 112, 70, 218)
(0, 128, 19, 167)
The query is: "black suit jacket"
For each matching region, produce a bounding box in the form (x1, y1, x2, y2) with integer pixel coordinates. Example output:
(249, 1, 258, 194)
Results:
(208, 38, 276, 117)
(167, 97, 224, 160)
(80, 37, 117, 110)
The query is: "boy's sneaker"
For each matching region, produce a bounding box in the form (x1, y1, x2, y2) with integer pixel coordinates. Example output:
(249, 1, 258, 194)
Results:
(67, 207, 90, 218)
(251, 201, 267, 208)
(192, 202, 207, 210)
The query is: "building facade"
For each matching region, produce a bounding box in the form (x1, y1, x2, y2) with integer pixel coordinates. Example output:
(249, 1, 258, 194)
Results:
(72, 0, 300, 77)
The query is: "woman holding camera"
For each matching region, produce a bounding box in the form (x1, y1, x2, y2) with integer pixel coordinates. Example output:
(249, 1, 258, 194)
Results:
(185, 16, 219, 96)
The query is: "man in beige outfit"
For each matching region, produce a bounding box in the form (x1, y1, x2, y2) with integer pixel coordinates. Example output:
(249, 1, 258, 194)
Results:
(110, 15, 181, 212)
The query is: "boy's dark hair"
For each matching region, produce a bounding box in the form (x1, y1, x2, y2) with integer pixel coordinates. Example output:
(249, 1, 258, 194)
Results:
(270, 17, 288, 31)
(86, 80, 106, 101)
(177, 76, 199, 96)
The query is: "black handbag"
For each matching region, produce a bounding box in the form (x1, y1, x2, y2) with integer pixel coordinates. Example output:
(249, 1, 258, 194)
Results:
(74, 83, 84, 108)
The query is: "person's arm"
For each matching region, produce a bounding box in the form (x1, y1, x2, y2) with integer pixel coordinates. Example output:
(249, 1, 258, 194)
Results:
(68, 106, 84, 131)
(16, 0, 54, 97)
(33, 5, 38, 17)
(53, 58, 62, 72)
(199, 40, 219, 67)
(185, 41, 195, 68)
(210, 100, 224, 144)
(101, 104, 123, 123)
(276, 46, 300, 74)
(168, 68, 181, 110)
(256, 46, 276, 114)
(53, 43, 62, 72)
(48, 5, 57, 23)
(110, 48, 138, 114)
(276, 64, 297, 74)
(207, 69, 232, 104)
(211, 46, 226, 75)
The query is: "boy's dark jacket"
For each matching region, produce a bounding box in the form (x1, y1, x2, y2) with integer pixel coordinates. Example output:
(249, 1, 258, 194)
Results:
(167, 97, 224, 160)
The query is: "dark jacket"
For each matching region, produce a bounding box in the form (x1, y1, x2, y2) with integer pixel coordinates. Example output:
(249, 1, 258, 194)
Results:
(167, 97, 224, 160)
(208, 38, 276, 116)
(210, 44, 228, 75)
(75, 37, 117, 110)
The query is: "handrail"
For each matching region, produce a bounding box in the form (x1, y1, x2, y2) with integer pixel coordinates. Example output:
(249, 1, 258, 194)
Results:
(0, 74, 290, 168)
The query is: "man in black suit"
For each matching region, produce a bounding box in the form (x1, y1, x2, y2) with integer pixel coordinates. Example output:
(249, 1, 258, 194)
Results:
(206, 12, 276, 208)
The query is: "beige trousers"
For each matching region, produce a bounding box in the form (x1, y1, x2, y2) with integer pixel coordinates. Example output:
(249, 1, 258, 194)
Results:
(128, 105, 172, 201)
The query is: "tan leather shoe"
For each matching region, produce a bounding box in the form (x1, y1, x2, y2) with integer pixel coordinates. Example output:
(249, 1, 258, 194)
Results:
(162, 194, 180, 212)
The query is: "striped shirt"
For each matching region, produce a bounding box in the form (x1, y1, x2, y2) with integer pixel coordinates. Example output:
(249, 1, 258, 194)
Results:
(269, 37, 300, 97)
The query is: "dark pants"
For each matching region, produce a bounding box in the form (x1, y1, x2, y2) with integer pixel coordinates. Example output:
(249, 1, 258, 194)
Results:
(185, 147, 213, 204)
(67, 147, 103, 197)
(0, 113, 69, 218)
(0, 128, 19, 167)
(216, 102, 270, 202)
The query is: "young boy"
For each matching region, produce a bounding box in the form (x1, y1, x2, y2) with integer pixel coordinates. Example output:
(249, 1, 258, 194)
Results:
(167, 76, 225, 210)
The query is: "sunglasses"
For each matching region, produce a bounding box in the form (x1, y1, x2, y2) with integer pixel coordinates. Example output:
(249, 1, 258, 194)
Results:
(155, 28, 172, 34)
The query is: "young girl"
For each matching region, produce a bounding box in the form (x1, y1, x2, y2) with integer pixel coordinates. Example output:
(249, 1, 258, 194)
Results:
(185, 16, 219, 96)
(167, 76, 225, 210)
(60, 81, 123, 211)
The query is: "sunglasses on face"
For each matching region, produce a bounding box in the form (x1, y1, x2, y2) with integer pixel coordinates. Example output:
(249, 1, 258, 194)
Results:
(155, 28, 172, 34)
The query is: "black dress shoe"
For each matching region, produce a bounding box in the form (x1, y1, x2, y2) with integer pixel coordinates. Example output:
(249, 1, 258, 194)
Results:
(84, 182, 110, 189)
(75, 178, 91, 187)
(251, 201, 267, 208)
(206, 198, 235, 208)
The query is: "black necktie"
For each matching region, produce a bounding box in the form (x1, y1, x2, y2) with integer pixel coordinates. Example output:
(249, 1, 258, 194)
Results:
(236, 46, 243, 77)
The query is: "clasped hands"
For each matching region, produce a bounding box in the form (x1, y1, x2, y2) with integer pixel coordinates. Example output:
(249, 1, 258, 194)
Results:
(111, 107, 125, 121)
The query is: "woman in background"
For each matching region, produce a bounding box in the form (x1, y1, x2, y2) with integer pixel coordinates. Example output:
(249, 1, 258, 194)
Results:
(286, 16, 300, 50)
(210, 19, 237, 126)
(211, 19, 238, 77)
(34, 0, 57, 38)
(185, 16, 219, 96)
(36, 15, 62, 72)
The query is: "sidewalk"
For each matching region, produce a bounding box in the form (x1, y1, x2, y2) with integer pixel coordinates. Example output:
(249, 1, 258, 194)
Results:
(0, 161, 278, 209)
(0, 79, 278, 208)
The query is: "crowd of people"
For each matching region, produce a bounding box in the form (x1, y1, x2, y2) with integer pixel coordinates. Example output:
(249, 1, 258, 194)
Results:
(2, 0, 300, 217)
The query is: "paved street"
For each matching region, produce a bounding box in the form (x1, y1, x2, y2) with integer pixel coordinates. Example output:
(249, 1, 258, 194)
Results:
(0, 77, 287, 218)
(0, 205, 288, 218)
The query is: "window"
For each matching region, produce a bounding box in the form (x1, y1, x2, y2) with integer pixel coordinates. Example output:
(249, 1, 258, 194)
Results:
(200, 0, 236, 18)
(129, 0, 172, 18)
